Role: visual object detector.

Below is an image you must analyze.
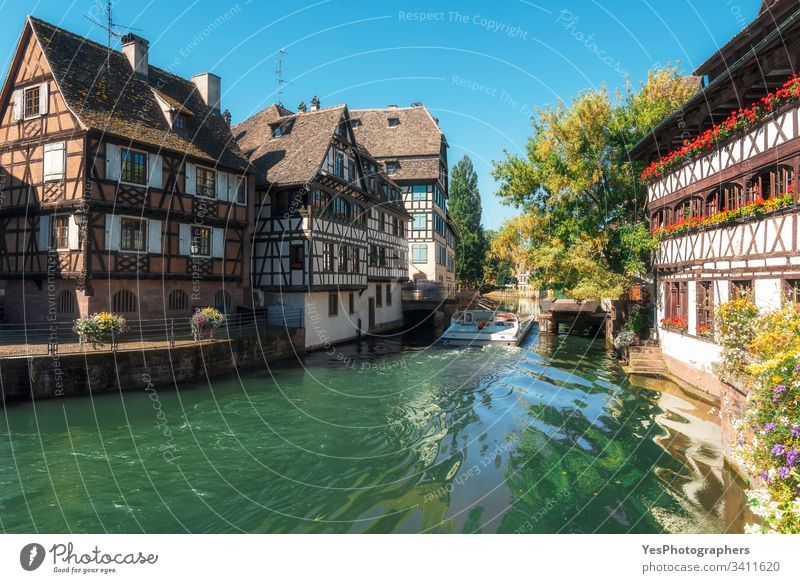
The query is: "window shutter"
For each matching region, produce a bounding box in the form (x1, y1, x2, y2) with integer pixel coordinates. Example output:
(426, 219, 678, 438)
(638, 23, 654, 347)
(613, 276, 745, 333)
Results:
(212, 227, 224, 258)
(216, 171, 228, 201)
(39, 82, 49, 115)
(12, 89, 22, 121)
(148, 219, 162, 254)
(147, 154, 163, 189)
(68, 215, 80, 250)
(106, 143, 121, 181)
(43, 142, 65, 181)
(185, 163, 196, 195)
(38, 214, 50, 249)
(104, 214, 120, 251)
(179, 223, 190, 255)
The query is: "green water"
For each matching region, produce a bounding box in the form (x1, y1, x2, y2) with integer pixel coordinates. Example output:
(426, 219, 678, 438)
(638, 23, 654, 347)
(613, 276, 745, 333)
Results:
(0, 328, 748, 533)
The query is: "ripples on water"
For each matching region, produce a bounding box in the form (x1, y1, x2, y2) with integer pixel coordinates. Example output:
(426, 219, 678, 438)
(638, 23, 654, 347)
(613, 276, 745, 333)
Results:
(0, 321, 748, 533)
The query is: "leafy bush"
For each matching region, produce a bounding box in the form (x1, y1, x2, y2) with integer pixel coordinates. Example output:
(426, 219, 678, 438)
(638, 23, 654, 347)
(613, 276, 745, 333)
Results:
(73, 312, 128, 348)
(191, 307, 225, 340)
(749, 302, 800, 363)
(625, 309, 644, 333)
(715, 299, 759, 378)
(735, 352, 800, 533)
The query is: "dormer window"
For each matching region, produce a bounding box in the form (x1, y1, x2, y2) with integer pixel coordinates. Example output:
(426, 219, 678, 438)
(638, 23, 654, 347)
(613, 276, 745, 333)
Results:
(388, 117, 400, 127)
(174, 114, 187, 130)
(351, 119, 361, 128)
(273, 125, 284, 137)
(386, 162, 397, 174)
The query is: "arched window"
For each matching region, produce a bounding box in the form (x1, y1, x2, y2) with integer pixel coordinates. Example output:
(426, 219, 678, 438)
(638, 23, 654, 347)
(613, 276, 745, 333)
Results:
(57, 290, 76, 314)
(708, 183, 743, 213)
(214, 290, 231, 313)
(748, 165, 794, 201)
(675, 196, 703, 220)
(168, 289, 188, 311)
(112, 289, 137, 313)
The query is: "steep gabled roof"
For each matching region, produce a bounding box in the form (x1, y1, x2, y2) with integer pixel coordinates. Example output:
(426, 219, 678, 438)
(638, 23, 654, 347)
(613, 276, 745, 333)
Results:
(350, 105, 444, 158)
(26, 17, 247, 170)
(233, 104, 346, 185)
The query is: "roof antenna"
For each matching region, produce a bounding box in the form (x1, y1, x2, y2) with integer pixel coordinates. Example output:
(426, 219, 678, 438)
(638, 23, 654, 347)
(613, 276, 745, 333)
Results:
(84, 0, 141, 76)
(275, 48, 287, 106)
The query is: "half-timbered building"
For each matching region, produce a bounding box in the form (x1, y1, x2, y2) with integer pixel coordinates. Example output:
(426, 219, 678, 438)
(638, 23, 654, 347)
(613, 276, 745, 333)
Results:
(233, 100, 409, 348)
(350, 105, 457, 288)
(0, 17, 254, 323)
(630, 0, 800, 389)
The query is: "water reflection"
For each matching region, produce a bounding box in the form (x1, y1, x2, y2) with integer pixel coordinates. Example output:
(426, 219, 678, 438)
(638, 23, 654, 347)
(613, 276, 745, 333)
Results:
(0, 303, 749, 533)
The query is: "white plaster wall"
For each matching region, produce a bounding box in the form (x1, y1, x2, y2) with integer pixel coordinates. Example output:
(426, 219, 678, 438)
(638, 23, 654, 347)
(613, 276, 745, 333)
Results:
(303, 291, 359, 349)
(661, 329, 721, 375)
(372, 282, 403, 328)
(755, 278, 782, 311)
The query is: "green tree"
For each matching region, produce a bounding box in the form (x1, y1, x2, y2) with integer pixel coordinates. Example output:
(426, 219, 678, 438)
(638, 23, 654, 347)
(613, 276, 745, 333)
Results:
(449, 155, 485, 287)
(490, 66, 696, 299)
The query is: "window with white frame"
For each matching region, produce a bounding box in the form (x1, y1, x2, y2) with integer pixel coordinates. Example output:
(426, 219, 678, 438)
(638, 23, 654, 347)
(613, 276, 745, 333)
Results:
(412, 213, 426, 230)
(196, 167, 216, 198)
(24, 85, 40, 118)
(191, 226, 212, 256)
(119, 217, 147, 252)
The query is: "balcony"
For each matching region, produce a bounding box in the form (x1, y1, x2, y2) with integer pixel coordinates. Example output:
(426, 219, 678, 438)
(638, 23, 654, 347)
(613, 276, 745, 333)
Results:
(655, 205, 800, 271)
(647, 102, 799, 205)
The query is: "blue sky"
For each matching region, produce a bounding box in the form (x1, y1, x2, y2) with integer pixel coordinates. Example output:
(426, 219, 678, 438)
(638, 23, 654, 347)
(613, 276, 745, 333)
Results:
(0, 0, 762, 228)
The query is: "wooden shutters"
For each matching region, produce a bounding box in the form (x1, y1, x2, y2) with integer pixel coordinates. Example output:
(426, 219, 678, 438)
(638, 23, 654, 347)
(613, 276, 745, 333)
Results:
(179, 223, 191, 255)
(12, 89, 23, 121)
(185, 163, 196, 195)
(665, 281, 688, 320)
(106, 144, 121, 181)
(38, 214, 50, 249)
(38, 82, 49, 115)
(148, 219, 162, 254)
(696, 281, 714, 330)
(147, 154, 163, 189)
(43, 142, 65, 181)
(68, 215, 80, 250)
(104, 214, 120, 251)
(211, 227, 224, 258)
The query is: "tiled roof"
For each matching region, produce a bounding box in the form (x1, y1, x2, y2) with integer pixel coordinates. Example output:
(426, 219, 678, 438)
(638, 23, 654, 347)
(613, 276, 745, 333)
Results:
(29, 17, 247, 170)
(232, 103, 293, 157)
(384, 157, 440, 182)
(350, 105, 444, 158)
(233, 105, 345, 185)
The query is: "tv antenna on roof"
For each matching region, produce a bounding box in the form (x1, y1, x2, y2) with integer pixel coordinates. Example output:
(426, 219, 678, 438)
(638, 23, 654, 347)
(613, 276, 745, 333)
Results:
(275, 48, 287, 106)
(84, 0, 142, 75)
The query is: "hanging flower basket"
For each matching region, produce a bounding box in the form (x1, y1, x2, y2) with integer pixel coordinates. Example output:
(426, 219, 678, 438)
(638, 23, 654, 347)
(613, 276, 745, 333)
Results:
(191, 307, 224, 341)
(73, 312, 128, 349)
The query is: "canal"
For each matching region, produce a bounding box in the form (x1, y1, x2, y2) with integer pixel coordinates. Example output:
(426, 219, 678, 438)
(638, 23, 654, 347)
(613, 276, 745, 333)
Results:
(0, 309, 749, 533)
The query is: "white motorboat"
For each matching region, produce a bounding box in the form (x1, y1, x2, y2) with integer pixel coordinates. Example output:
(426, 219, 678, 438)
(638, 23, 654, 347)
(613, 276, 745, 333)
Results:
(441, 310, 533, 346)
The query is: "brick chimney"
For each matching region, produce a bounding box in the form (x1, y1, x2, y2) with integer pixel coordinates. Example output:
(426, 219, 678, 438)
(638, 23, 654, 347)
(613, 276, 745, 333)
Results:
(192, 73, 221, 111)
(121, 33, 148, 77)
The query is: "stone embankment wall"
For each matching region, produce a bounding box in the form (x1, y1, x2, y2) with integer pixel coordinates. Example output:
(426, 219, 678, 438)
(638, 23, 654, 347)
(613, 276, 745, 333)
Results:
(0, 328, 305, 402)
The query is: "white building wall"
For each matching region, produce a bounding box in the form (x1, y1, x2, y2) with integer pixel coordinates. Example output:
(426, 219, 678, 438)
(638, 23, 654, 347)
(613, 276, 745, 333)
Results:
(660, 329, 722, 375)
(755, 278, 782, 311)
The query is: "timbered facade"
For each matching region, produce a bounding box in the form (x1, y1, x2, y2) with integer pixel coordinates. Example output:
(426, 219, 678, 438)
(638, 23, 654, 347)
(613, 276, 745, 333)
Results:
(234, 101, 409, 348)
(630, 0, 800, 382)
(351, 105, 457, 286)
(0, 17, 253, 322)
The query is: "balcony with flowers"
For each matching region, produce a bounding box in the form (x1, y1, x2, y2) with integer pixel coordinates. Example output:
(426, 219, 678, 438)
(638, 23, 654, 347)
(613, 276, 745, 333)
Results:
(643, 74, 800, 209)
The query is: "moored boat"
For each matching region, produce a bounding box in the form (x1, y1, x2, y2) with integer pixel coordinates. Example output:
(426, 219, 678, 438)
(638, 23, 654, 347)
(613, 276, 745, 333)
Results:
(441, 310, 533, 346)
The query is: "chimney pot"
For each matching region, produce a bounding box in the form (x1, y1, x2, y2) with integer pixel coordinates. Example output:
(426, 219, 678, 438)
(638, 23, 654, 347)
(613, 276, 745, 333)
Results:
(121, 33, 148, 78)
(192, 72, 221, 111)
(297, 101, 307, 113)
(222, 109, 232, 126)
(310, 96, 320, 111)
